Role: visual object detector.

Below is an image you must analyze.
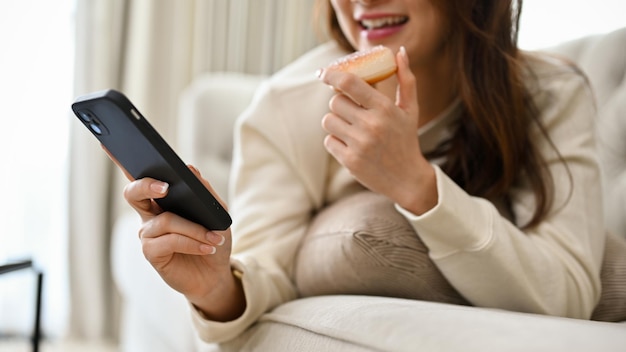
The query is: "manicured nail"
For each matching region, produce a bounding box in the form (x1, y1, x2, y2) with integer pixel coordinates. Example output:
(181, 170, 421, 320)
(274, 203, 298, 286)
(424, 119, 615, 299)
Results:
(207, 232, 225, 246)
(399, 46, 409, 64)
(200, 244, 217, 255)
(150, 181, 169, 194)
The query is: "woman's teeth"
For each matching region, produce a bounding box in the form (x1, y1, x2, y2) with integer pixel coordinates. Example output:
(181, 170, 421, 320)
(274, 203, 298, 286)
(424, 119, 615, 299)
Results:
(360, 16, 408, 30)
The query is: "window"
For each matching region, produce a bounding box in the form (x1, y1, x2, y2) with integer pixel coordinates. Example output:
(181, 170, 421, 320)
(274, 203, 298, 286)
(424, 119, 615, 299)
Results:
(519, 0, 625, 49)
(0, 0, 75, 338)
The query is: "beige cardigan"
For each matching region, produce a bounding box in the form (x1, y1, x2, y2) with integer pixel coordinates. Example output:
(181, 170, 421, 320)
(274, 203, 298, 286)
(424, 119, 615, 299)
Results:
(191, 42, 605, 342)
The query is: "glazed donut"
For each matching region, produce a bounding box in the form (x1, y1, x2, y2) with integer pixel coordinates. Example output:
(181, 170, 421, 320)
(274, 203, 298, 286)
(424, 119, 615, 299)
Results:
(325, 45, 397, 84)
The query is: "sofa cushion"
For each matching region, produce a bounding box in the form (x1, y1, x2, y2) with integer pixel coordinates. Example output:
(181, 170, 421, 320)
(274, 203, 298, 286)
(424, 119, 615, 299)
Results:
(294, 190, 468, 305)
(294, 190, 626, 322)
(547, 27, 626, 241)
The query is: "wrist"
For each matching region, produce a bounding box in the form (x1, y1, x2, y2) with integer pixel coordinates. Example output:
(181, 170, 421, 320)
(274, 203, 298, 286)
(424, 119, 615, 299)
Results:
(397, 161, 438, 215)
(188, 266, 246, 322)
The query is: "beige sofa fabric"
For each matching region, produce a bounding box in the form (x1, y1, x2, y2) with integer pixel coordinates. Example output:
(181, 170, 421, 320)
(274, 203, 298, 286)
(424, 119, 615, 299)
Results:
(177, 72, 268, 199)
(218, 295, 626, 352)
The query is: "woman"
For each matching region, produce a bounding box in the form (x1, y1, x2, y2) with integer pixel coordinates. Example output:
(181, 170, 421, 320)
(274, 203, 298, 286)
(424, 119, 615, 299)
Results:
(122, 0, 605, 343)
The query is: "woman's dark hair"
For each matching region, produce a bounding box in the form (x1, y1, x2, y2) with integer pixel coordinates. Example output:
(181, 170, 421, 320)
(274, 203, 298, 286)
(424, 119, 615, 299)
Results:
(315, 0, 556, 228)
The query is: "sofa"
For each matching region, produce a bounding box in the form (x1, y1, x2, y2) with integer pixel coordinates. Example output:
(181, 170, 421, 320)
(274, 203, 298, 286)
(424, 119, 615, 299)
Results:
(111, 28, 626, 351)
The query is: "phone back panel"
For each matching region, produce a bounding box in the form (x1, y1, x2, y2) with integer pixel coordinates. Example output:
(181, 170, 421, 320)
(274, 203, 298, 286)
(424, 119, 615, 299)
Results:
(71, 89, 232, 231)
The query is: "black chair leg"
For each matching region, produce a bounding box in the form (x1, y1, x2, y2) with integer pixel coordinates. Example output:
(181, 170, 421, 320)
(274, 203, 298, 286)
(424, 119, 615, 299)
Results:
(32, 271, 43, 352)
(0, 260, 43, 351)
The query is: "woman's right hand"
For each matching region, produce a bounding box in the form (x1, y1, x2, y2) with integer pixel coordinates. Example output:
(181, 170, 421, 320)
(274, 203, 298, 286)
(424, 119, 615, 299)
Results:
(122, 165, 246, 321)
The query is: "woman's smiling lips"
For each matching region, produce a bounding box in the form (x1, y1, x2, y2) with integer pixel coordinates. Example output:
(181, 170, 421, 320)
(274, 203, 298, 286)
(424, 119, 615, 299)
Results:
(358, 14, 409, 41)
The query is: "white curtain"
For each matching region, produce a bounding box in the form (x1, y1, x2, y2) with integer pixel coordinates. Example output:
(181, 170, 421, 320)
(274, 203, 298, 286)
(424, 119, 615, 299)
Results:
(69, 0, 320, 341)
(69, 0, 129, 340)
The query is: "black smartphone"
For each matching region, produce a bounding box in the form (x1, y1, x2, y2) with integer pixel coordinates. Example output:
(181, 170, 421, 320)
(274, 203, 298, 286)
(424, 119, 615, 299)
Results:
(71, 89, 232, 231)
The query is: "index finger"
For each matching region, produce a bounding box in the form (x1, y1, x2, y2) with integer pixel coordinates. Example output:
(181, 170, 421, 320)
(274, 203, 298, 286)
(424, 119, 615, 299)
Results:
(123, 177, 168, 218)
(319, 69, 381, 109)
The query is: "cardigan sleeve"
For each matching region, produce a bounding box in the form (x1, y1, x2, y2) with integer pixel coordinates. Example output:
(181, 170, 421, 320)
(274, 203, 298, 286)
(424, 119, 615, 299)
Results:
(396, 62, 605, 319)
(189, 71, 333, 342)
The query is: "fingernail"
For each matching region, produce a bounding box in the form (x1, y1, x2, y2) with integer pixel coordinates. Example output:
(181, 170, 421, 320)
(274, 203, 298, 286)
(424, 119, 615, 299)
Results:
(200, 244, 217, 255)
(399, 46, 409, 64)
(316, 68, 324, 79)
(188, 165, 200, 175)
(207, 232, 225, 246)
(150, 181, 169, 194)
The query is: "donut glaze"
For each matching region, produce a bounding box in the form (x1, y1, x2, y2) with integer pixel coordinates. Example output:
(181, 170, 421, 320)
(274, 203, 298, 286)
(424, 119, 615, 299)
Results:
(326, 45, 397, 84)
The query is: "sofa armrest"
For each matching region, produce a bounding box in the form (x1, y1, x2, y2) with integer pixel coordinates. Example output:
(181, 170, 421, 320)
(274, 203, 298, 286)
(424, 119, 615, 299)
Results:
(177, 72, 266, 199)
(547, 27, 626, 239)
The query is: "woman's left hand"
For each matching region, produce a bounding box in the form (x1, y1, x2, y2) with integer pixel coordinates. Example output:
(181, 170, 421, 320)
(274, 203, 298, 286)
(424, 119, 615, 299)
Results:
(318, 47, 437, 215)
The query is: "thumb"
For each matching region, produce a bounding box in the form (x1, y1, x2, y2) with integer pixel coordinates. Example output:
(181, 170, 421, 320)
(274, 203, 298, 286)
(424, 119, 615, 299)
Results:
(395, 46, 418, 116)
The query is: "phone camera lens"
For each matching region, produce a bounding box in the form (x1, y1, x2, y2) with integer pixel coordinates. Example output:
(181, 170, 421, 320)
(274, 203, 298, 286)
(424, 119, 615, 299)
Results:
(90, 123, 103, 135)
(78, 110, 93, 122)
(78, 109, 109, 135)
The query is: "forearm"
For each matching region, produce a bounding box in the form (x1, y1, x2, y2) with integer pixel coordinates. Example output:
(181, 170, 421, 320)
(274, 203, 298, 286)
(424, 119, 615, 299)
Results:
(397, 166, 603, 318)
